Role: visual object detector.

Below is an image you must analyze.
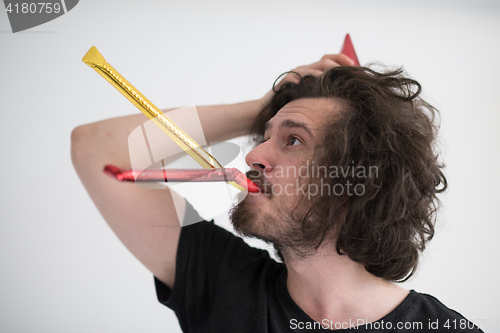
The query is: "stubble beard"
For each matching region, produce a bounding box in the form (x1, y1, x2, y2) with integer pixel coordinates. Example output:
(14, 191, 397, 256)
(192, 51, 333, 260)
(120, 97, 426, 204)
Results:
(229, 191, 319, 259)
(229, 169, 326, 259)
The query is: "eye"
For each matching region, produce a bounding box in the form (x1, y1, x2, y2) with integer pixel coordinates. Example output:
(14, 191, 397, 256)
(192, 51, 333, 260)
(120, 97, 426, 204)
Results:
(288, 136, 302, 146)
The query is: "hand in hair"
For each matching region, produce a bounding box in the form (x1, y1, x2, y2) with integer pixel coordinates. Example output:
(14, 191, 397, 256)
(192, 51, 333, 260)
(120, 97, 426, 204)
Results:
(261, 54, 356, 106)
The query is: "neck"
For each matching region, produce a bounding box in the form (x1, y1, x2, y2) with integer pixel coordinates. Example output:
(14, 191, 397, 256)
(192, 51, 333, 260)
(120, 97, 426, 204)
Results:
(283, 242, 408, 327)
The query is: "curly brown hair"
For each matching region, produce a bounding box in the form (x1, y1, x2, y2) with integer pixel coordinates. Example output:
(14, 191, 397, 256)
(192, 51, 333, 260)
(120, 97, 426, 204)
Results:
(250, 66, 447, 282)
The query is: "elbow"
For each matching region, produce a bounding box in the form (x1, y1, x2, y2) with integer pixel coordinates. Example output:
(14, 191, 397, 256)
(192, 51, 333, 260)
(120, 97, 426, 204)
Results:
(71, 125, 85, 146)
(71, 125, 92, 166)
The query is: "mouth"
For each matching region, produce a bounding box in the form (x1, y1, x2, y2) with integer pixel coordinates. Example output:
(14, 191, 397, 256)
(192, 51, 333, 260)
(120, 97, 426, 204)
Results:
(245, 170, 272, 196)
(252, 180, 272, 196)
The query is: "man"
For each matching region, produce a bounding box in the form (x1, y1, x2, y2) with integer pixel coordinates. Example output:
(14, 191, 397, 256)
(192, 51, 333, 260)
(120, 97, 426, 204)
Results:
(71, 54, 482, 332)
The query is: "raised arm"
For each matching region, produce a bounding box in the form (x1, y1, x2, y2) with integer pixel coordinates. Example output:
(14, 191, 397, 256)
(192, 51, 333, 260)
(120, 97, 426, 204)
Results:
(70, 53, 353, 289)
(70, 100, 262, 288)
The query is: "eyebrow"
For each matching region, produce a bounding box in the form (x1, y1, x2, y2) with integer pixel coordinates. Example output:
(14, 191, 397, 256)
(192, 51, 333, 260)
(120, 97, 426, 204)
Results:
(265, 119, 314, 138)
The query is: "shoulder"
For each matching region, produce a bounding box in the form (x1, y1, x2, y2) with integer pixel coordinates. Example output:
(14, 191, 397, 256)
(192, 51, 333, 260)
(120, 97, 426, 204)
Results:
(396, 290, 484, 332)
(412, 292, 469, 318)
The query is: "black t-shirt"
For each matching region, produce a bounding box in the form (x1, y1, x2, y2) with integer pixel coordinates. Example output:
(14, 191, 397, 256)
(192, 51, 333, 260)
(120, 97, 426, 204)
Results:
(155, 208, 483, 332)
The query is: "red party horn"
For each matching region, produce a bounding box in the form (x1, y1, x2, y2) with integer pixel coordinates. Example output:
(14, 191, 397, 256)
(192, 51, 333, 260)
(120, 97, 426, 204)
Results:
(340, 34, 360, 66)
(103, 165, 260, 193)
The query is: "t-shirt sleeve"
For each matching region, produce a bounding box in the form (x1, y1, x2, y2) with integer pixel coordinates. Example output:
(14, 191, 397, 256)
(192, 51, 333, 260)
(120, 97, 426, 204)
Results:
(154, 201, 272, 331)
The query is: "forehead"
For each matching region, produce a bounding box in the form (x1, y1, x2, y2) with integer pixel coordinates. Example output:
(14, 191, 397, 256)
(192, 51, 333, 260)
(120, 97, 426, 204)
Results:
(266, 98, 341, 135)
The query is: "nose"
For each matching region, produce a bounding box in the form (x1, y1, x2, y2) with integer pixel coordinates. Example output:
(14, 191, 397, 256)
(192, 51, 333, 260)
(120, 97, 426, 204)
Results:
(245, 142, 273, 173)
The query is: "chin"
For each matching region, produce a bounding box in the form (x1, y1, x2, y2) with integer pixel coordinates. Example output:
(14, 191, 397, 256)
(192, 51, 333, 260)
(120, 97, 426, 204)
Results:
(230, 200, 281, 247)
(229, 200, 258, 237)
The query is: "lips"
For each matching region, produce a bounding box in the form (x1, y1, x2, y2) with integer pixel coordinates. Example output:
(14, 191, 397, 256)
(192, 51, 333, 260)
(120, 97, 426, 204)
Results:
(252, 180, 272, 195)
(246, 170, 273, 196)
(256, 182, 267, 194)
(245, 173, 269, 195)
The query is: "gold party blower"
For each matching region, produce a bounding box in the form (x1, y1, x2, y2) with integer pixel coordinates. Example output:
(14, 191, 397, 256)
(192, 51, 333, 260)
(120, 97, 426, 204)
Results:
(82, 46, 260, 193)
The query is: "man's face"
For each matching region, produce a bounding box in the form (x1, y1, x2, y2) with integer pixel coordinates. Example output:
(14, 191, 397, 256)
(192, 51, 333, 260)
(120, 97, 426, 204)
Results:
(230, 97, 342, 252)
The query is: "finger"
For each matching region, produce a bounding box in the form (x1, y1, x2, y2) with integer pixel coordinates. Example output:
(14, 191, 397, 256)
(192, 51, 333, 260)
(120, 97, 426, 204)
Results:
(272, 54, 354, 94)
(309, 69, 323, 77)
(317, 58, 342, 70)
(274, 68, 322, 91)
(321, 53, 355, 66)
(295, 58, 341, 72)
(281, 71, 302, 84)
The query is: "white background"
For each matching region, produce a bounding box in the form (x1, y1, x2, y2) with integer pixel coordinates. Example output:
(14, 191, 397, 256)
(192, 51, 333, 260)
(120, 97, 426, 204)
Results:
(1, 0, 499, 332)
